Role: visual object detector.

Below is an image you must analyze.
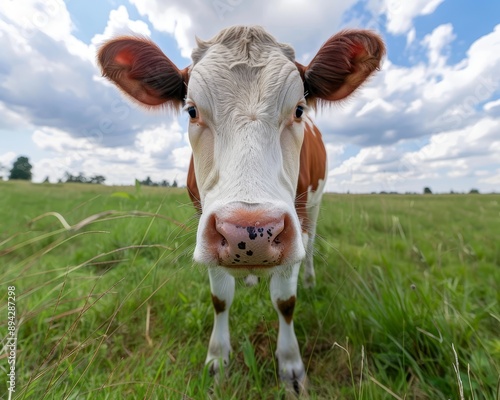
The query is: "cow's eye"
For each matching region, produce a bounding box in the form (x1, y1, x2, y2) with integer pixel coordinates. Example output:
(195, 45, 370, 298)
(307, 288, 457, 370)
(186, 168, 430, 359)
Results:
(295, 105, 304, 119)
(187, 106, 197, 119)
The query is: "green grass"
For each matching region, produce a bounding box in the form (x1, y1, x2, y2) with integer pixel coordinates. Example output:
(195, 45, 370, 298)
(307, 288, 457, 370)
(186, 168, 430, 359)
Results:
(1, 180, 499, 399)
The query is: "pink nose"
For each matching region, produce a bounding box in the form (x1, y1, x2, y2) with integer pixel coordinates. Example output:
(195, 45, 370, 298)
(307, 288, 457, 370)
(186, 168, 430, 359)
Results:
(207, 211, 293, 267)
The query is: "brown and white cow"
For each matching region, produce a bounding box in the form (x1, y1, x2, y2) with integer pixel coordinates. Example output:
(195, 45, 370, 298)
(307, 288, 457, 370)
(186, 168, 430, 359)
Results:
(98, 26, 384, 393)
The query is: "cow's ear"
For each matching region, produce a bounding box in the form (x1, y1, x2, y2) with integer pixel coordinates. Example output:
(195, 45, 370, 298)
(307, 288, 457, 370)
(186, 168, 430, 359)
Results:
(296, 30, 385, 105)
(97, 36, 188, 109)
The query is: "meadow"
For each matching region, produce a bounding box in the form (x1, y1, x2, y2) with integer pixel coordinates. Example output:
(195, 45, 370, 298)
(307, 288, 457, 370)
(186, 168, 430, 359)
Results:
(0, 180, 499, 399)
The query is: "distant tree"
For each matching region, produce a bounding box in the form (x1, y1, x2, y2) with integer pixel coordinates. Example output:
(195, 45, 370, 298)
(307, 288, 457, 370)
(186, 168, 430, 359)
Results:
(469, 188, 480, 194)
(89, 175, 106, 184)
(423, 187, 432, 194)
(42, 176, 50, 184)
(74, 172, 87, 183)
(63, 171, 105, 184)
(138, 177, 178, 187)
(9, 156, 33, 180)
(64, 171, 86, 183)
(63, 172, 74, 182)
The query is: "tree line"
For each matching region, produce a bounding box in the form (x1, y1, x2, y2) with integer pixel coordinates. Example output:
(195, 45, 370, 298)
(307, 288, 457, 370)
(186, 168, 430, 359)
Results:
(0, 156, 180, 187)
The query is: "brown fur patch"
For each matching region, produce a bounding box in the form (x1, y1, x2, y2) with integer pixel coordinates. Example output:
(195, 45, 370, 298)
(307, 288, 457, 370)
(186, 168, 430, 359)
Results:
(277, 295, 296, 324)
(295, 123, 327, 232)
(211, 294, 226, 314)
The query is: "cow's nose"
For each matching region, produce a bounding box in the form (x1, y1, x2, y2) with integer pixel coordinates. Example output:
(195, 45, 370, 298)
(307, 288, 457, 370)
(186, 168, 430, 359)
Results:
(208, 211, 293, 267)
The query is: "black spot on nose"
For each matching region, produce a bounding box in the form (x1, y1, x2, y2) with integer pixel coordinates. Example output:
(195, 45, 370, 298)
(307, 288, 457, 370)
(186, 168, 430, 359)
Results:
(247, 227, 257, 240)
(238, 242, 246, 249)
(246, 250, 253, 256)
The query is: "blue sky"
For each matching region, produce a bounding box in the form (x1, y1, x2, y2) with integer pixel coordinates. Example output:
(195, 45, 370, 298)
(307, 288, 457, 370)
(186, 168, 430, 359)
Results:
(1, 0, 499, 193)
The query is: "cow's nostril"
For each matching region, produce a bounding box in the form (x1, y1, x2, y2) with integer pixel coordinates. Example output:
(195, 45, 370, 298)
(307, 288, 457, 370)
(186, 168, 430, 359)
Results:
(272, 214, 292, 247)
(206, 214, 229, 252)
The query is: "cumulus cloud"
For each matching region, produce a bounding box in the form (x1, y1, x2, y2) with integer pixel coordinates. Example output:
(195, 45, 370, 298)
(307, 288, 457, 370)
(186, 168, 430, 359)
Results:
(90, 5, 151, 49)
(0, 1, 180, 145)
(316, 22, 500, 192)
(403, 118, 500, 164)
(326, 116, 500, 193)
(0, 152, 16, 173)
(127, 0, 359, 59)
(317, 23, 500, 147)
(31, 122, 190, 184)
(367, 0, 445, 35)
(422, 23, 456, 67)
(135, 122, 184, 157)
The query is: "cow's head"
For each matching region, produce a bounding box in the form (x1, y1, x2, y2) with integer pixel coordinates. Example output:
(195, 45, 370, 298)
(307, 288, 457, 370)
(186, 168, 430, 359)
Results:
(98, 26, 384, 274)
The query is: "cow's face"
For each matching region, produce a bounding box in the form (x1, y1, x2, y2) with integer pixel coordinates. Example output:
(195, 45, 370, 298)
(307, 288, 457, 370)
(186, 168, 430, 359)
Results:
(186, 30, 307, 271)
(98, 26, 385, 274)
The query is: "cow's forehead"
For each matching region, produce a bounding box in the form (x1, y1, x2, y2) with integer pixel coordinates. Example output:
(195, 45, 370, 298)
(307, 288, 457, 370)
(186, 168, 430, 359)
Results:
(187, 28, 302, 122)
(191, 26, 295, 67)
(188, 59, 303, 125)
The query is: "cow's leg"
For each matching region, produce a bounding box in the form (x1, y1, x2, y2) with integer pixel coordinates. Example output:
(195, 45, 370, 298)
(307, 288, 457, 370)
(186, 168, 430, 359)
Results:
(270, 263, 306, 392)
(303, 199, 322, 288)
(205, 267, 235, 376)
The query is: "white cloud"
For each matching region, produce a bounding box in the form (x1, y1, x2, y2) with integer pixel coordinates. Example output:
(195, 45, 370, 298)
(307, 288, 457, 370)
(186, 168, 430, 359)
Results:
(0, 101, 32, 131)
(135, 121, 185, 156)
(91, 5, 151, 49)
(33, 127, 94, 153)
(1, 0, 91, 61)
(0, 152, 16, 175)
(422, 23, 456, 67)
(403, 118, 499, 163)
(171, 145, 193, 169)
(479, 170, 500, 185)
(420, 25, 500, 113)
(325, 143, 345, 171)
(127, 0, 358, 59)
(30, 122, 191, 184)
(356, 98, 397, 117)
(406, 27, 416, 46)
(368, 0, 445, 35)
(326, 116, 500, 193)
(128, 0, 193, 58)
(484, 99, 500, 112)
(1, 0, 72, 41)
(317, 23, 500, 148)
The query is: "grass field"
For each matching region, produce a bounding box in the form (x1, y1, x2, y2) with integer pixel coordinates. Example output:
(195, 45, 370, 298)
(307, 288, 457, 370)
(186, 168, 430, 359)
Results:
(1, 180, 499, 399)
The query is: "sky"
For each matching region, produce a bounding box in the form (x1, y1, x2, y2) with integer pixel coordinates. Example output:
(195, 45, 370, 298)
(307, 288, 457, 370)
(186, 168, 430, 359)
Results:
(0, 0, 499, 194)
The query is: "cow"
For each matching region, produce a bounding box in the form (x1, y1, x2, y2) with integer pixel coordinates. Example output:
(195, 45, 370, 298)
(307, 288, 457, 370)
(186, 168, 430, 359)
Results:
(98, 26, 384, 394)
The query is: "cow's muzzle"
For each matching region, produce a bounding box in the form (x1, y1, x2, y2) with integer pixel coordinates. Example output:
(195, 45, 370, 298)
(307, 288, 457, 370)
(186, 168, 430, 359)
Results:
(201, 203, 300, 268)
